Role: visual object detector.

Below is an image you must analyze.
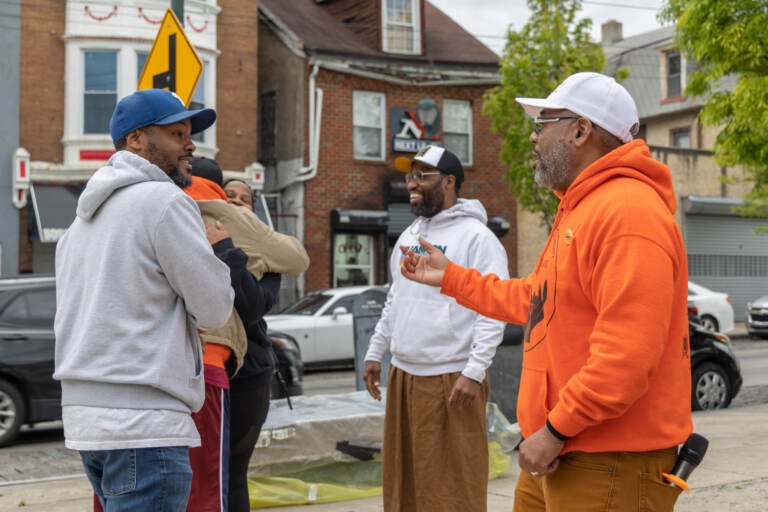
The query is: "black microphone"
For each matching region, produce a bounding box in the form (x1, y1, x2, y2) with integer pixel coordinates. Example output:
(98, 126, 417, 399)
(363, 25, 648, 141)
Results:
(662, 433, 709, 491)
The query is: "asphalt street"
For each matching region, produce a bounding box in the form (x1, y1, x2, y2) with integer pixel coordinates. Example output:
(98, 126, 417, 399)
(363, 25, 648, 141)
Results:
(0, 326, 766, 510)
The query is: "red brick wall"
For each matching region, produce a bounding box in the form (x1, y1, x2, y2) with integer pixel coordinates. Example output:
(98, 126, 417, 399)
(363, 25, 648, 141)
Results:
(302, 68, 517, 291)
(216, 0, 259, 170)
(18, 0, 66, 272)
(20, 0, 65, 163)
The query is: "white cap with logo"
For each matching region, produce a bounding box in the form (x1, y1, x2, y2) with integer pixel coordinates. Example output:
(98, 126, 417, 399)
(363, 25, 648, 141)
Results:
(515, 72, 639, 143)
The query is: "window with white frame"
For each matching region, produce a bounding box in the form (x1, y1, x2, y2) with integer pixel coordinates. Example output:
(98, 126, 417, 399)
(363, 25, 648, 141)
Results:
(666, 50, 682, 98)
(63, 42, 217, 165)
(663, 49, 697, 100)
(84, 51, 117, 134)
(136, 52, 208, 143)
(353, 91, 385, 160)
(382, 0, 421, 54)
(189, 62, 208, 143)
(443, 99, 473, 165)
(137, 51, 148, 80)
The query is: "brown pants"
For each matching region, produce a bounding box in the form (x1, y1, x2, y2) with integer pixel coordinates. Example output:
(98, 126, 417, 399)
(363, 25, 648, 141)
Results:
(514, 448, 682, 511)
(383, 366, 490, 512)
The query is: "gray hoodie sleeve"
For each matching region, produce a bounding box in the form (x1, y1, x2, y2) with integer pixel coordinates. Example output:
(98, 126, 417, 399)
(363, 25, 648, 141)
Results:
(154, 194, 234, 330)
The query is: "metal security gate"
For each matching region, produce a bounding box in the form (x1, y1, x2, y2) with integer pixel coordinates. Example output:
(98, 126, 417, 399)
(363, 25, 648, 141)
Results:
(684, 203, 768, 320)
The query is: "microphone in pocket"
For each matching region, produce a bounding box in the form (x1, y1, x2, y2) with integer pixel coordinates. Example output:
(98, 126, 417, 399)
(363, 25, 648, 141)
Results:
(662, 433, 709, 492)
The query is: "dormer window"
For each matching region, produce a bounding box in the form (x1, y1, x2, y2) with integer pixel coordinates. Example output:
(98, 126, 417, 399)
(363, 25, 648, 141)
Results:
(382, 0, 421, 55)
(662, 48, 697, 101)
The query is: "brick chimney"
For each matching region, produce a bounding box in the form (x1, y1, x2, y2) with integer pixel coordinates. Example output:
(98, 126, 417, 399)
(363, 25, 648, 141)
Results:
(601, 20, 623, 44)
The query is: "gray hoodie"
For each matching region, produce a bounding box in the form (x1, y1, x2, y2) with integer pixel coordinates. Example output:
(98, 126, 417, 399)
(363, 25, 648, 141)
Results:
(53, 151, 234, 414)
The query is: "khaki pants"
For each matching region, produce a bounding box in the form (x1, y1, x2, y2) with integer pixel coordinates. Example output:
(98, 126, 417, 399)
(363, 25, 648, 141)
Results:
(383, 366, 490, 512)
(514, 447, 682, 511)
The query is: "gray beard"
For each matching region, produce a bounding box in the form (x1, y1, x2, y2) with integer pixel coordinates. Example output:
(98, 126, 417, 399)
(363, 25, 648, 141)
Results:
(534, 142, 572, 191)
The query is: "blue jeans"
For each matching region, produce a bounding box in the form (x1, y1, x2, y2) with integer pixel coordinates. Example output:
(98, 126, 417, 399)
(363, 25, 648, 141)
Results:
(81, 447, 192, 511)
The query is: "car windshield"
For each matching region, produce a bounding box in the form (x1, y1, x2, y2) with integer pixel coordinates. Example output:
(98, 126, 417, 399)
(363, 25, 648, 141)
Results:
(280, 293, 332, 315)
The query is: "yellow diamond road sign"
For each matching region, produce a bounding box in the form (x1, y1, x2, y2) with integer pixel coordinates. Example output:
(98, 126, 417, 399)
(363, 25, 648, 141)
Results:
(138, 8, 202, 106)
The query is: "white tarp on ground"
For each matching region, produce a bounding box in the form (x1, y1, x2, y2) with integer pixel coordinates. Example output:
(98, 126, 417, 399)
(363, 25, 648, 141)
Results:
(252, 390, 521, 474)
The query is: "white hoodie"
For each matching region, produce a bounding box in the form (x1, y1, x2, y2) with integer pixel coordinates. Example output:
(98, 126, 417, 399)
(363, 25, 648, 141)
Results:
(365, 198, 509, 382)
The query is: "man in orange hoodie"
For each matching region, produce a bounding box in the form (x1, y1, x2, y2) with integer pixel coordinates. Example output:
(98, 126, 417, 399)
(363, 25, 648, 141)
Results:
(399, 72, 693, 511)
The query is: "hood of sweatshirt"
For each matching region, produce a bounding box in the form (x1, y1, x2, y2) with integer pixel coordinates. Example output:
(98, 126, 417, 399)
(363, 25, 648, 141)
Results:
(558, 139, 676, 215)
(411, 198, 489, 234)
(76, 151, 173, 220)
(184, 175, 227, 201)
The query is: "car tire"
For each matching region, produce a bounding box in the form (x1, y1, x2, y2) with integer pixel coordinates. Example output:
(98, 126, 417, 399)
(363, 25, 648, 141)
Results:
(691, 362, 732, 411)
(699, 315, 719, 332)
(0, 378, 26, 447)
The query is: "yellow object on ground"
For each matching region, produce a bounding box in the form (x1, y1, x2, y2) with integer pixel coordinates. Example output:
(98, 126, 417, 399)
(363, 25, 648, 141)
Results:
(248, 442, 510, 508)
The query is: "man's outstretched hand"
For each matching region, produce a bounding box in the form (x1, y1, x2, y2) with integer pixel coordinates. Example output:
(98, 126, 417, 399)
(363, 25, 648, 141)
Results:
(400, 237, 450, 287)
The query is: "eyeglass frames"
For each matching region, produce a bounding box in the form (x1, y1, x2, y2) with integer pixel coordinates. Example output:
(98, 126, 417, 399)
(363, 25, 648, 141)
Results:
(404, 170, 444, 183)
(531, 115, 581, 134)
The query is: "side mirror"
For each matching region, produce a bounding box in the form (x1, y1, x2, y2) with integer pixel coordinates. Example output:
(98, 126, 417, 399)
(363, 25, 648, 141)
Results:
(332, 306, 349, 319)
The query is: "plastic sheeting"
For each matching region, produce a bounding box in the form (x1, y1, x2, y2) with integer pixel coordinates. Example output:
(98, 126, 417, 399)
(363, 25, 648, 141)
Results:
(248, 391, 521, 507)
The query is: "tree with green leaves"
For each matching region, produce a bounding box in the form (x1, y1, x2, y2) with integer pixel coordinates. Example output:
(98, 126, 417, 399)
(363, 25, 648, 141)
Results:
(483, 0, 605, 227)
(660, 1, 768, 216)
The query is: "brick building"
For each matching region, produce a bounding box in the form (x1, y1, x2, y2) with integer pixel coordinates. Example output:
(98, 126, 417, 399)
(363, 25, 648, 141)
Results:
(16, 0, 259, 273)
(259, 0, 517, 293)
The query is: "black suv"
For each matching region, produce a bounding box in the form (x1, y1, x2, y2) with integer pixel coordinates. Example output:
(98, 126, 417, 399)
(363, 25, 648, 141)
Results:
(0, 275, 302, 447)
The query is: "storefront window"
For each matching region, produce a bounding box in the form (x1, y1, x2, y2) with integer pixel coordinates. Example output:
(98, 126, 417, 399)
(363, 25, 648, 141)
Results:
(334, 234, 373, 287)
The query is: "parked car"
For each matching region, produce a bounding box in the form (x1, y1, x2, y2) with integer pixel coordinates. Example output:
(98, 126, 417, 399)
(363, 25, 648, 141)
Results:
(0, 275, 302, 447)
(745, 295, 768, 338)
(265, 285, 389, 366)
(688, 281, 735, 333)
(488, 317, 741, 422)
(0, 275, 59, 447)
(268, 330, 303, 399)
(689, 318, 742, 410)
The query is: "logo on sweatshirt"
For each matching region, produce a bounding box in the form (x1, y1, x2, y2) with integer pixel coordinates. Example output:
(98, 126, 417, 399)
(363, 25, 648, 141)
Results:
(399, 243, 447, 265)
(524, 280, 548, 350)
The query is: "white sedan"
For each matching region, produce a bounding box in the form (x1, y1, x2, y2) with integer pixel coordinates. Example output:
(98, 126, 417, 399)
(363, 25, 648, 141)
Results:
(688, 281, 735, 333)
(265, 285, 388, 365)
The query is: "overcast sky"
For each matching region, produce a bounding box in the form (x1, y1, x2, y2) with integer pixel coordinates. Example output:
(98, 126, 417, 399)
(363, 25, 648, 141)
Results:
(430, 0, 669, 55)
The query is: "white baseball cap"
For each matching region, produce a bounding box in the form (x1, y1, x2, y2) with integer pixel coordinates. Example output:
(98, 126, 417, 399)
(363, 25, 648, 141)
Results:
(515, 72, 639, 143)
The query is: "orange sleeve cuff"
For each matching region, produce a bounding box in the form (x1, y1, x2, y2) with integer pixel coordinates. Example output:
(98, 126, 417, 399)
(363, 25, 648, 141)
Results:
(202, 343, 232, 369)
(440, 261, 463, 297)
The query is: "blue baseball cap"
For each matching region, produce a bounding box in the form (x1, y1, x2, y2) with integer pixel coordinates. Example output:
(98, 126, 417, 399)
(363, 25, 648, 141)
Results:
(109, 89, 216, 144)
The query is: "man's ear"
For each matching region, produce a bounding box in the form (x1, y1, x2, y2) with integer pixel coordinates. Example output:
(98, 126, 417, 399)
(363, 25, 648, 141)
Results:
(443, 174, 457, 195)
(125, 129, 144, 151)
(573, 118, 592, 148)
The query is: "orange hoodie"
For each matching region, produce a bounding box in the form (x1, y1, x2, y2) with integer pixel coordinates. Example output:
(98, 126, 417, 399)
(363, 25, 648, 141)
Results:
(441, 140, 692, 454)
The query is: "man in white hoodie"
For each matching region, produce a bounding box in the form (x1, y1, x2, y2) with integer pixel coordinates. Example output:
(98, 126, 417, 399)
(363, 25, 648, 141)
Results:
(54, 89, 234, 511)
(363, 145, 509, 511)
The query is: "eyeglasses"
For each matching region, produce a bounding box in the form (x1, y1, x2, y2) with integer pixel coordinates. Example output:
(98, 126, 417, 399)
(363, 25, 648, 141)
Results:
(404, 170, 443, 183)
(531, 116, 581, 134)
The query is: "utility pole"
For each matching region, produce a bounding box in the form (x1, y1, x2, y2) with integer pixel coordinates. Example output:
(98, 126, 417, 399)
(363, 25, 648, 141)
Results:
(171, 0, 184, 26)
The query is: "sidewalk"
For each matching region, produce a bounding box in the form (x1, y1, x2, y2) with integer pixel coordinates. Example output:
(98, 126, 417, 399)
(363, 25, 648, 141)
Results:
(1, 404, 766, 511)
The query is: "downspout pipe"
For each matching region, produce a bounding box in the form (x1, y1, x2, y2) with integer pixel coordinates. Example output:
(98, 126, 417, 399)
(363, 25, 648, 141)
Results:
(297, 64, 322, 182)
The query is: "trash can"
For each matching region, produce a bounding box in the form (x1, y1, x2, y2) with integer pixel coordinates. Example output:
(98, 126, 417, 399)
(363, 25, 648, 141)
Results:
(352, 290, 389, 391)
(487, 324, 524, 423)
